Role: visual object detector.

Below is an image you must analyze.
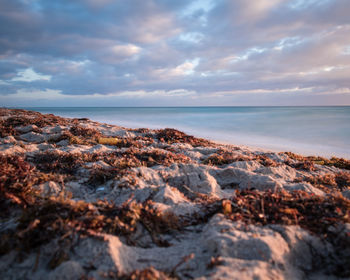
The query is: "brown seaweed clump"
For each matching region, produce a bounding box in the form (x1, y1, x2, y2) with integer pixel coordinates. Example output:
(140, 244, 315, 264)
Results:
(47, 125, 104, 146)
(101, 148, 192, 169)
(0, 119, 18, 137)
(255, 154, 280, 167)
(291, 160, 315, 171)
(0, 108, 73, 139)
(0, 197, 183, 257)
(220, 190, 350, 277)
(226, 190, 350, 236)
(87, 149, 192, 186)
(156, 128, 212, 147)
(303, 172, 350, 193)
(28, 149, 191, 186)
(1, 110, 71, 129)
(130, 148, 192, 167)
(203, 150, 280, 167)
(29, 151, 90, 175)
(335, 171, 350, 190)
(203, 150, 253, 166)
(68, 125, 102, 145)
(0, 154, 58, 213)
(284, 152, 350, 170)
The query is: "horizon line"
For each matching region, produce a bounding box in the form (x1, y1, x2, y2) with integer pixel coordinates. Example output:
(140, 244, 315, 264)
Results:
(4, 105, 350, 109)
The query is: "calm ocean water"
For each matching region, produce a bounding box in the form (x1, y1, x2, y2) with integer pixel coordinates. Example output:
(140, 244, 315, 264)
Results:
(26, 107, 350, 158)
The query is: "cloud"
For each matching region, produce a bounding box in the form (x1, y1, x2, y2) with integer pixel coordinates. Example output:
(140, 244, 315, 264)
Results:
(116, 89, 196, 98)
(11, 68, 51, 82)
(152, 58, 200, 78)
(212, 87, 315, 96)
(111, 44, 141, 57)
(0, 0, 350, 105)
(0, 87, 197, 107)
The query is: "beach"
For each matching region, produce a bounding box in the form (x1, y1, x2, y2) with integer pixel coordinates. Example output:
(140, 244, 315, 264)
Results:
(28, 107, 350, 159)
(1, 108, 350, 279)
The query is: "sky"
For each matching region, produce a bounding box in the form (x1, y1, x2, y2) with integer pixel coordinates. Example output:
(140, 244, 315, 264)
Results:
(1, 0, 350, 106)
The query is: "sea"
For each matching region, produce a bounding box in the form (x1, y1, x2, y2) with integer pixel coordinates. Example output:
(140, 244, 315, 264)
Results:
(26, 107, 350, 159)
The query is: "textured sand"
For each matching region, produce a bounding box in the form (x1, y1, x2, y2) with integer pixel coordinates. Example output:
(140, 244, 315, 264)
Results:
(0, 108, 349, 280)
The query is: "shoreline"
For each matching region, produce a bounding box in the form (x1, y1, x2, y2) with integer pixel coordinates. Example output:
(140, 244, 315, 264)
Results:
(18, 106, 350, 160)
(5, 107, 349, 159)
(1, 108, 350, 279)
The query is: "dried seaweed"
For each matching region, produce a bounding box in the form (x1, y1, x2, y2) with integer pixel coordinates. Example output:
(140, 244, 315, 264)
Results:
(302, 172, 350, 193)
(49, 125, 103, 146)
(133, 135, 155, 146)
(87, 168, 120, 186)
(156, 128, 212, 147)
(130, 148, 192, 167)
(169, 189, 350, 240)
(0, 194, 184, 256)
(0, 155, 58, 212)
(203, 150, 252, 165)
(67, 125, 102, 145)
(70, 125, 101, 138)
(28, 148, 190, 182)
(291, 160, 315, 171)
(0, 109, 73, 139)
(255, 154, 280, 167)
(101, 148, 191, 169)
(226, 190, 350, 236)
(29, 152, 85, 175)
(0, 119, 18, 137)
(284, 152, 350, 170)
(132, 128, 151, 134)
(2, 111, 70, 129)
(203, 150, 279, 167)
(335, 172, 350, 190)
